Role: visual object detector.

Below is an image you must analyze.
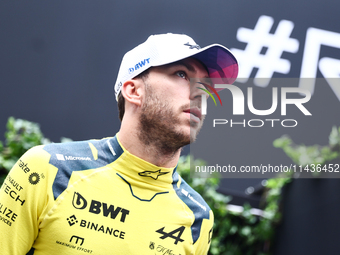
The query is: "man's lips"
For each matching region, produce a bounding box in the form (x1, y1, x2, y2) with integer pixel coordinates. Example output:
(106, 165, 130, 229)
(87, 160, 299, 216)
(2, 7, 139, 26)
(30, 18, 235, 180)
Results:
(184, 107, 202, 123)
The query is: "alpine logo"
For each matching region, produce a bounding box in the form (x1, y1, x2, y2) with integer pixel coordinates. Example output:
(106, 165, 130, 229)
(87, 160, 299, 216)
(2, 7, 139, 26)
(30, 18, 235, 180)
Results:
(129, 58, 150, 74)
(56, 154, 92, 161)
(156, 226, 185, 245)
(184, 42, 201, 50)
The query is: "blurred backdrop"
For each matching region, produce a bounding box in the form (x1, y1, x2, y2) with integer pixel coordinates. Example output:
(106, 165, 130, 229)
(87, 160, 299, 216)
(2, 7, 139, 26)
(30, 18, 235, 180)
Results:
(1, 1, 340, 254)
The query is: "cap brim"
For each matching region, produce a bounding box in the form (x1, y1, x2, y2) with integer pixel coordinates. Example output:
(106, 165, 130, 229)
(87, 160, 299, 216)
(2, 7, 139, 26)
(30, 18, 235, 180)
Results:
(193, 44, 238, 91)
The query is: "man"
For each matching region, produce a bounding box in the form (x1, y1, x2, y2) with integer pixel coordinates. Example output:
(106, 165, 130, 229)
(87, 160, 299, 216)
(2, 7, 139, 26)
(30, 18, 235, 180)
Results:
(0, 33, 238, 254)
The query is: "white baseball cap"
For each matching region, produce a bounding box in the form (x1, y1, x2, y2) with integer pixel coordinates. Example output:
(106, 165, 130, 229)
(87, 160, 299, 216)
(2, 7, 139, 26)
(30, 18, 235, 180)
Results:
(114, 33, 238, 101)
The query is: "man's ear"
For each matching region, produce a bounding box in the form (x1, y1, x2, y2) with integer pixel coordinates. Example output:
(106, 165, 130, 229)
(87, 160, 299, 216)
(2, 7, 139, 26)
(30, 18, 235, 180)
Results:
(121, 79, 144, 107)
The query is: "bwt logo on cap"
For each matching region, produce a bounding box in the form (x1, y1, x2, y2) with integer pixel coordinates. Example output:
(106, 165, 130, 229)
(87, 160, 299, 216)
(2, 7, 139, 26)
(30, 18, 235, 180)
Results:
(128, 58, 150, 74)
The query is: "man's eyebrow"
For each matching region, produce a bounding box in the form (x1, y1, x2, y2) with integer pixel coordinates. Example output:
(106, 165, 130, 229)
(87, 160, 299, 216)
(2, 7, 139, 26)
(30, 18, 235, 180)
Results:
(164, 60, 196, 73)
(164, 60, 210, 79)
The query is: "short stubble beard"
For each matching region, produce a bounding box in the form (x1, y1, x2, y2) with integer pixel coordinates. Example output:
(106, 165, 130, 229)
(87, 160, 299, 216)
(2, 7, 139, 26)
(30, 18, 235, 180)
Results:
(138, 81, 203, 156)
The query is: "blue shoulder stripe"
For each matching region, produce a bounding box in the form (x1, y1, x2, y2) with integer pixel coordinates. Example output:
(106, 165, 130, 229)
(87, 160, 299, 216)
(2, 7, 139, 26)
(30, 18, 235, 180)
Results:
(44, 136, 123, 200)
(171, 171, 211, 244)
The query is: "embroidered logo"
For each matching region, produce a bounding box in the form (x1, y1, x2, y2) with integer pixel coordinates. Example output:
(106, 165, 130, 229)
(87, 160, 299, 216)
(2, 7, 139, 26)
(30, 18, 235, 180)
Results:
(184, 42, 201, 50)
(138, 170, 169, 180)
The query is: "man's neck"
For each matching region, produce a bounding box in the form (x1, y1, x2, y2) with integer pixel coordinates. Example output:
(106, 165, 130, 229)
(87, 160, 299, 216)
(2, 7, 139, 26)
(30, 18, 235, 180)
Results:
(117, 128, 181, 168)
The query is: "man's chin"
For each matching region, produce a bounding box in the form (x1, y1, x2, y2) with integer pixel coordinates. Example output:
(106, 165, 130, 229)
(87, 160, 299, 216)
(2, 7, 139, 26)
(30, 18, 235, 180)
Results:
(189, 128, 200, 144)
(189, 121, 203, 143)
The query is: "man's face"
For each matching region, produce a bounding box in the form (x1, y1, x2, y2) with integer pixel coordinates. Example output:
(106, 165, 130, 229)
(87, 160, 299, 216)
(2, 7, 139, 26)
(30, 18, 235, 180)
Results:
(138, 57, 209, 152)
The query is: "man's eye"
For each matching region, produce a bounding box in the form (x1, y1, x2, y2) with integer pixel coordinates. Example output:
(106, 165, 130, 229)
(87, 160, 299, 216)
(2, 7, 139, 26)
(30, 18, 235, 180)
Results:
(176, 71, 187, 79)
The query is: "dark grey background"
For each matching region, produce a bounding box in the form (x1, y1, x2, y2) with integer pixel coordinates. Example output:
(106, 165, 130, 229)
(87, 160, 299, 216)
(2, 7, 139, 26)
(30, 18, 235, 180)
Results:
(1, 1, 340, 254)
